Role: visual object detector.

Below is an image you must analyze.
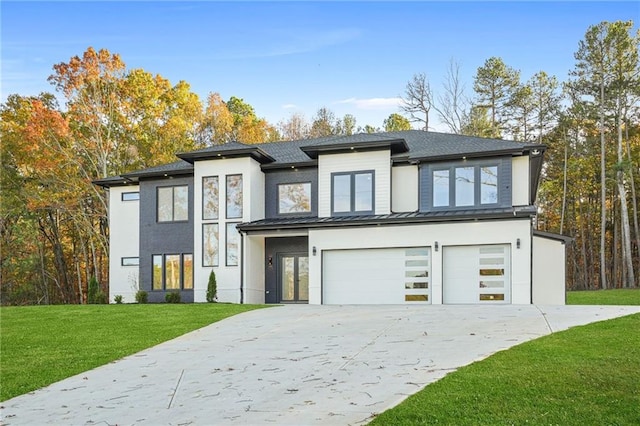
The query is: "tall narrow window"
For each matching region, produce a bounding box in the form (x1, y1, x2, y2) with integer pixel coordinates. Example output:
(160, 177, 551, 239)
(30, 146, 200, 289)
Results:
(165, 254, 181, 290)
(333, 174, 351, 213)
(433, 170, 450, 207)
(183, 254, 193, 289)
(455, 167, 475, 207)
(226, 223, 240, 266)
(203, 176, 219, 220)
(203, 224, 219, 267)
(354, 173, 373, 212)
(480, 166, 498, 204)
(152, 255, 163, 290)
(157, 185, 188, 222)
(226, 175, 243, 218)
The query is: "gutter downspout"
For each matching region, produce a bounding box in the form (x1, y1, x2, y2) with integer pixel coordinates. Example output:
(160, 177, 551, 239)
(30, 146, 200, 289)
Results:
(239, 229, 245, 304)
(530, 218, 534, 304)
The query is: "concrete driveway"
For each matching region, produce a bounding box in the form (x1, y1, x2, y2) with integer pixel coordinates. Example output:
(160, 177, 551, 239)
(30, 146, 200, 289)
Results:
(2, 304, 639, 425)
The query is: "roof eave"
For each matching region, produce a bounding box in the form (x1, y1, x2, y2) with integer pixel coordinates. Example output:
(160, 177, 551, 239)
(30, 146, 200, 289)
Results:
(176, 148, 275, 164)
(261, 160, 318, 171)
(301, 138, 409, 159)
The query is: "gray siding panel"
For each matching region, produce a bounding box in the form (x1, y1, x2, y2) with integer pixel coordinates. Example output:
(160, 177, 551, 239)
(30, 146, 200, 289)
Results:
(419, 157, 512, 212)
(265, 169, 318, 219)
(139, 176, 194, 302)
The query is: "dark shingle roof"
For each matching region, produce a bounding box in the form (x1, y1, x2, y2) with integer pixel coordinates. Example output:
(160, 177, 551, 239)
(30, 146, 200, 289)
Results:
(122, 160, 193, 179)
(95, 131, 546, 186)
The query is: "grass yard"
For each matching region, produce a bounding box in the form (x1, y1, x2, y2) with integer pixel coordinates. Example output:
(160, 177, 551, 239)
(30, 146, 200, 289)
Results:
(0, 303, 266, 401)
(567, 288, 640, 305)
(370, 312, 640, 425)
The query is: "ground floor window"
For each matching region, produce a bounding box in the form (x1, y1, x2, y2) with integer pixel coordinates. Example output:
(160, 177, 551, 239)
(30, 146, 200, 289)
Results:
(152, 253, 193, 290)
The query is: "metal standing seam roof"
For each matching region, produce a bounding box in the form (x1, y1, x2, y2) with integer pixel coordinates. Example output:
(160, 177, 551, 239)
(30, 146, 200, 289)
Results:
(237, 206, 538, 232)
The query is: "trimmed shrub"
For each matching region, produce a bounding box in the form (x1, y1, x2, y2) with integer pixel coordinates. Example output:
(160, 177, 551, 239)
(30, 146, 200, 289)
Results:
(87, 276, 99, 304)
(135, 290, 148, 304)
(206, 270, 217, 302)
(165, 291, 181, 303)
(114, 295, 123, 304)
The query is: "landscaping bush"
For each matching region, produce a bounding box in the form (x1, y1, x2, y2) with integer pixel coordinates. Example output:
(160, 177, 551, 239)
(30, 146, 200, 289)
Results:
(207, 269, 218, 302)
(135, 290, 148, 304)
(87, 276, 99, 304)
(114, 295, 123, 304)
(165, 291, 181, 303)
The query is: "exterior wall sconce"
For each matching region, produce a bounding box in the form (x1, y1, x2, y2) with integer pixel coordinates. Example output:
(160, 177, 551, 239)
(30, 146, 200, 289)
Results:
(312, 246, 317, 256)
(516, 238, 521, 249)
(434, 241, 439, 252)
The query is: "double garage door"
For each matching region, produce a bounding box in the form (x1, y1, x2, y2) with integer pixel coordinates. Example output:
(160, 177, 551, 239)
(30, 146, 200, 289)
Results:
(322, 244, 510, 304)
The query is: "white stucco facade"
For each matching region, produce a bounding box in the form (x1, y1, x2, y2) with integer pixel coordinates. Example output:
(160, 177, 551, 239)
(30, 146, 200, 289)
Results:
(512, 156, 530, 206)
(192, 157, 264, 303)
(108, 185, 140, 303)
(391, 165, 419, 213)
(532, 235, 567, 304)
(308, 219, 532, 305)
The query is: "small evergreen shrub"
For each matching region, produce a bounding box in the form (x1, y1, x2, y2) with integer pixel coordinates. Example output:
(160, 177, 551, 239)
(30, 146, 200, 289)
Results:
(87, 276, 99, 304)
(206, 270, 217, 302)
(165, 291, 181, 303)
(114, 295, 123, 304)
(135, 290, 148, 304)
(95, 291, 108, 304)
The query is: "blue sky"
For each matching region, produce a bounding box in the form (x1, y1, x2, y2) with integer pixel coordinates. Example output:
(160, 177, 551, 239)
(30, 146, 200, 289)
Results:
(2, 1, 638, 131)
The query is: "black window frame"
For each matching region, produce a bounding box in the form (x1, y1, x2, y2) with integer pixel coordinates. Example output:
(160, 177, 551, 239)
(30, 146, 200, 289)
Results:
(151, 253, 194, 291)
(226, 222, 241, 266)
(121, 257, 139, 266)
(225, 174, 243, 219)
(157, 185, 189, 223)
(121, 191, 140, 201)
(202, 223, 219, 267)
(276, 181, 312, 215)
(430, 163, 501, 209)
(331, 170, 375, 216)
(202, 176, 219, 221)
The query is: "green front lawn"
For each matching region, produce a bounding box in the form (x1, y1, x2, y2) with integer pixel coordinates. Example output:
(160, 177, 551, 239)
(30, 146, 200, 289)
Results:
(0, 304, 266, 401)
(567, 288, 640, 305)
(370, 313, 640, 425)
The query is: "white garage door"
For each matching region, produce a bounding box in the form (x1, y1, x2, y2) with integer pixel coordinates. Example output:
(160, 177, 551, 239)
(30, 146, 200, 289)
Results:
(323, 247, 431, 304)
(443, 244, 511, 304)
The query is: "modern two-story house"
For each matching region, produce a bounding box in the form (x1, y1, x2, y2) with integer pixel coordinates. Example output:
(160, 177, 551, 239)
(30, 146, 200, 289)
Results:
(96, 130, 568, 305)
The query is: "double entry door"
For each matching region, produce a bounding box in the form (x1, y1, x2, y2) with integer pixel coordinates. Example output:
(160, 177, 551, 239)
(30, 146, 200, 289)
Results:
(279, 253, 309, 303)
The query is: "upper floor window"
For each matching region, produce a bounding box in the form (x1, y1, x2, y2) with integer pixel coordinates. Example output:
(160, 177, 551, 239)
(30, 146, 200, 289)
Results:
(203, 176, 219, 220)
(121, 191, 139, 201)
(157, 186, 188, 222)
(278, 182, 311, 214)
(332, 171, 374, 215)
(226, 175, 243, 219)
(432, 164, 499, 208)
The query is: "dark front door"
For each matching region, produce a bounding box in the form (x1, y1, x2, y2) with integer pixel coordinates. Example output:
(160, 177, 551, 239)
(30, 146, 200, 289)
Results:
(279, 253, 309, 303)
(265, 236, 309, 304)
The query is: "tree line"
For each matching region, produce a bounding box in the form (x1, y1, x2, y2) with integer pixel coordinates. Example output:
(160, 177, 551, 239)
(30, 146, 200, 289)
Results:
(1, 20, 638, 305)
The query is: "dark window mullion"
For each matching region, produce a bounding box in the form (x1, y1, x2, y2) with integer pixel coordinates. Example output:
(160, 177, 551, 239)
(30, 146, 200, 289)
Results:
(350, 174, 356, 212)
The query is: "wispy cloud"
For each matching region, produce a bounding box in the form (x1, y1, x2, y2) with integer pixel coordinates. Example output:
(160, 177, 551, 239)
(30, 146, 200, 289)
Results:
(281, 103, 298, 110)
(335, 97, 403, 110)
(221, 28, 362, 60)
